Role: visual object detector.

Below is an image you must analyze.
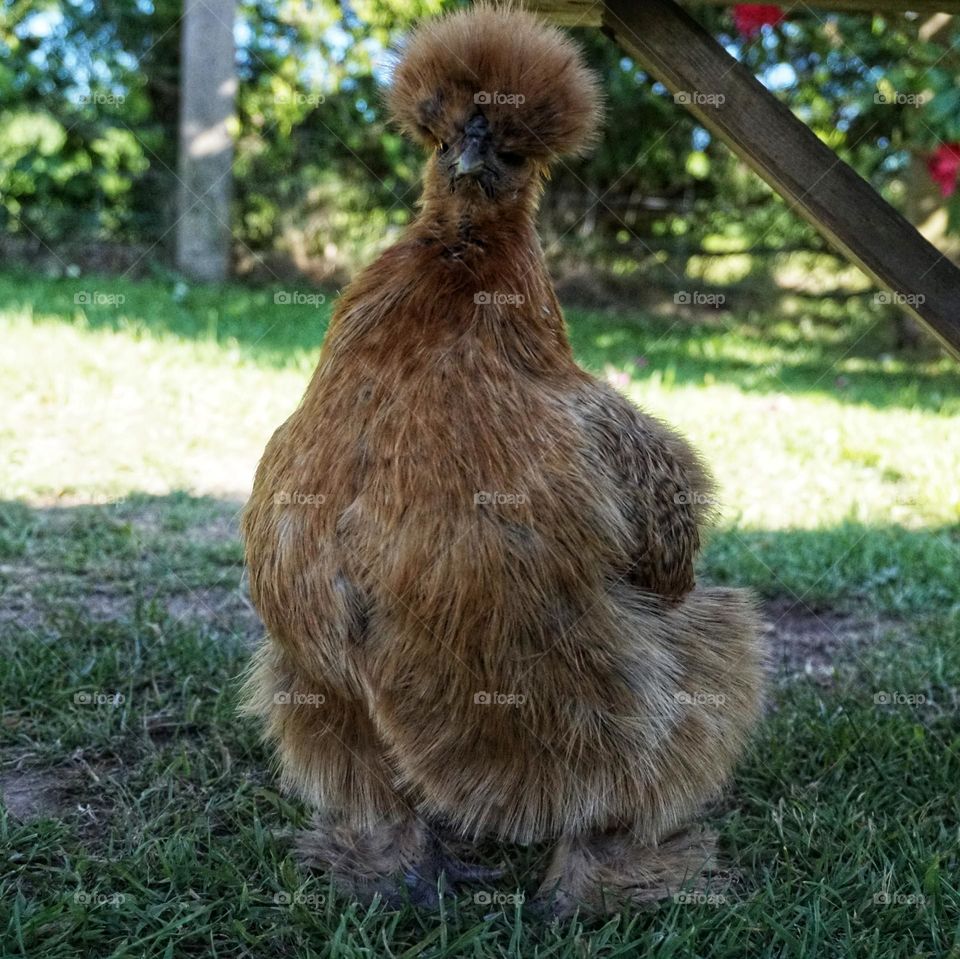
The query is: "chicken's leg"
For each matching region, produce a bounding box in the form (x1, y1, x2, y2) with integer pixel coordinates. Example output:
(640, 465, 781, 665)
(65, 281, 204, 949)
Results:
(297, 815, 507, 908)
(534, 825, 720, 917)
(297, 810, 445, 907)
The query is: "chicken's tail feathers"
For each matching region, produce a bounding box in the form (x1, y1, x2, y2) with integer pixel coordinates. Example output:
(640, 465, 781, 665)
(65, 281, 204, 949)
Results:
(613, 583, 768, 726)
(657, 585, 768, 721)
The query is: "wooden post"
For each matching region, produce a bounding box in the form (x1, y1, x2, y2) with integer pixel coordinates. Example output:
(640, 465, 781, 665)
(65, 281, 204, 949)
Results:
(600, 0, 960, 359)
(177, 0, 236, 282)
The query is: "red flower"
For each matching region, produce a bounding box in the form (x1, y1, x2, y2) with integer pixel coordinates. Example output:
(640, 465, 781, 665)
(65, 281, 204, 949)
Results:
(733, 4, 785, 37)
(927, 143, 960, 198)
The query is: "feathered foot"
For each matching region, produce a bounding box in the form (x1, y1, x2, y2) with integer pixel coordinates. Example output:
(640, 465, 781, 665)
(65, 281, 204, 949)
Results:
(296, 811, 446, 908)
(431, 833, 507, 884)
(533, 825, 723, 917)
(295, 814, 506, 909)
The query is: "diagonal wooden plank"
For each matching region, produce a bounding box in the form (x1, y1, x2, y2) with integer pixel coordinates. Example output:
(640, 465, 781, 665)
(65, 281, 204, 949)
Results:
(600, 0, 960, 359)
(520, 0, 960, 27)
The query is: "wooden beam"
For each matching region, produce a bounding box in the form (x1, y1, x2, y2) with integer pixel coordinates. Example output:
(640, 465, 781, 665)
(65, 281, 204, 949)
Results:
(597, 0, 960, 358)
(520, 0, 960, 28)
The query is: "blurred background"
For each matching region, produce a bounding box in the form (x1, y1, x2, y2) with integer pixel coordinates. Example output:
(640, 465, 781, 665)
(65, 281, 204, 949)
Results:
(4, 0, 960, 312)
(2, 5, 960, 954)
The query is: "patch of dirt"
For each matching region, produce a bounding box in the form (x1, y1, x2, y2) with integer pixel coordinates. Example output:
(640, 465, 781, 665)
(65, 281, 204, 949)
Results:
(0, 571, 48, 633)
(74, 582, 261, 642)
(0, 757, 130, 840)
(0, 497, 256, 638)
(164, 586, 261, 642)
(121, 500, 244, 540)
(0, 575, 260, 643)
(0, 767, 76, 820)
(193, 508, 245, 541)
(762, 599, 896, 685)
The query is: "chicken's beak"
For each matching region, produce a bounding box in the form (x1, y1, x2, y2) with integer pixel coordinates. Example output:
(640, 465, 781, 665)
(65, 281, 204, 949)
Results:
(453, 113, 491, 179)
(454, 138, 487, 178)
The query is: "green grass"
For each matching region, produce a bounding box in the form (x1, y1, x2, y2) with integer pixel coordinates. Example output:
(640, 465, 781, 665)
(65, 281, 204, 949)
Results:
(1, 267, 959, 957)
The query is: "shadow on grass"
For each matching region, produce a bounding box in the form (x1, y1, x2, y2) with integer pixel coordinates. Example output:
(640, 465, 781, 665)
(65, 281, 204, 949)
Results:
(567, 313, 960, 414)
(2, 268, 958, 412)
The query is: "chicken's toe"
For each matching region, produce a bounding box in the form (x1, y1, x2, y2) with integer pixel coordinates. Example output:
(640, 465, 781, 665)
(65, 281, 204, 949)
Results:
(437, 853, 506, 884)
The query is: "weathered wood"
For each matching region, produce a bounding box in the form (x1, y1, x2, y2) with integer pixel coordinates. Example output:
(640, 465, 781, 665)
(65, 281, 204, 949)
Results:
(519, 0, 601, 25)
(520, 0, 960, 27)
(177, 0, 237, 281)
(595, 0, 960, 358)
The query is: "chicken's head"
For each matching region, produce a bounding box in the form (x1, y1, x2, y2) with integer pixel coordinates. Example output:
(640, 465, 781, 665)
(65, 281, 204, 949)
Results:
(387, 4, 602, 201)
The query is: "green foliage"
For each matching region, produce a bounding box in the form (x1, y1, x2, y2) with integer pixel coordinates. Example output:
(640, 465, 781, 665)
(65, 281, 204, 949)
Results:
(1, 3, 958, 265)
(742, 12, 960, 224)
(0, 0, 178, 242)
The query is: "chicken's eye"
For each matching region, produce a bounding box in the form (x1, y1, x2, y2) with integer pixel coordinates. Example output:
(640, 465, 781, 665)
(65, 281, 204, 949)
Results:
(499, 151, 524, 167)
(437, 141, 450, 155)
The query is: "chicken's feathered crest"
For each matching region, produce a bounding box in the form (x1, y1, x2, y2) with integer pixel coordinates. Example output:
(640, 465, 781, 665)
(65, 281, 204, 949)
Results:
(387, 3, 602, 161)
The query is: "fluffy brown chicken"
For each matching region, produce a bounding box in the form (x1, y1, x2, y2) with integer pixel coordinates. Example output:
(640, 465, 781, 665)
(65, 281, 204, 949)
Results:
(242, 3, 765, 915)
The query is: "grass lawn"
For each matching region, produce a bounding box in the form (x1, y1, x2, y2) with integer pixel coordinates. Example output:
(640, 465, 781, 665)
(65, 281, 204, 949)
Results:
(1, 267, 959, 957)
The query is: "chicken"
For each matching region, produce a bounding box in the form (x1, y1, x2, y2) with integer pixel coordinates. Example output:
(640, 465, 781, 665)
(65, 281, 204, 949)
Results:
(241, 3, 765, 915)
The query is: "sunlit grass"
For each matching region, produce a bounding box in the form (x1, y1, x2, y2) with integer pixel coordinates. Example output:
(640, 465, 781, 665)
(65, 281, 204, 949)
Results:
(3, 269, 957, 533)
